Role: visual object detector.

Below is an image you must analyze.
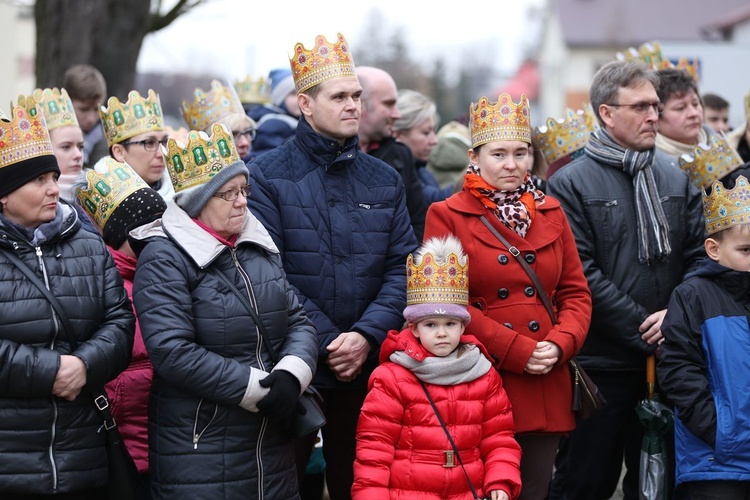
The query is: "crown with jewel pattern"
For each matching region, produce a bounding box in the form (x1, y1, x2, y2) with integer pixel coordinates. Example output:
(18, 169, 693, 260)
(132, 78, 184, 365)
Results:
(470, 93, 531, 148)
(163, 122, 240, 194)
(99, 89, 164, 147)
(616, 41, 700, 82)
(76, 157, 149, 230)
(0, 101, 54, 170)
(234, 75, 270, 105)
(535, 103, 599, 170)
(18, 88, 79, 131)
(406, 236, 469, 308)
(703, 175, 750, 235)
(289, 32, 356, 94)
(182, 80, 247, 132)
(679, 134, 744, 189)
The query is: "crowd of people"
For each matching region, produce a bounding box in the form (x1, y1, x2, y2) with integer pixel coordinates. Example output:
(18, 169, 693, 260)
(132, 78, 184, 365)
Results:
(1, 29, 750, 500)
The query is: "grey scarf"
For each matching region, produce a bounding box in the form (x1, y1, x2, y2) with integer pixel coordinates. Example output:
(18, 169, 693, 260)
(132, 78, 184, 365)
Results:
(390, 344, 491, 386)
(585, 128, 672, 264)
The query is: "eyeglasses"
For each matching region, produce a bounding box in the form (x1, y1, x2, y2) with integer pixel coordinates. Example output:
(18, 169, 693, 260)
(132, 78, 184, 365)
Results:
(233, 127, 257, 141)
(121, 137, 170, 152)
(606, 101, 661, 115)
(213, 184, 250, 202)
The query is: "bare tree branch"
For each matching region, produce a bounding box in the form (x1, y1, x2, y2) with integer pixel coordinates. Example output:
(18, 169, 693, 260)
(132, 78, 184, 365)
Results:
(148, 0, 205, 33)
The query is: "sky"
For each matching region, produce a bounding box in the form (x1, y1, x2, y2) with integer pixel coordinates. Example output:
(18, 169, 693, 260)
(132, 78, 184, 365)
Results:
(138, 0, 545, 82)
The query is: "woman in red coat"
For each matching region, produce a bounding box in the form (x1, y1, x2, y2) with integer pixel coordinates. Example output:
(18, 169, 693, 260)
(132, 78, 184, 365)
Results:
(424, 93, 592, 500)
(353, 236, 522, 500)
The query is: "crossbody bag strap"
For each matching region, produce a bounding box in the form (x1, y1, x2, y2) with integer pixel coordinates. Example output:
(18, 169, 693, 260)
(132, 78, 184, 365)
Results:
(0, 247, 118, 428)
(212, 266, 280, 365)
(479, 215, 557, 324)
(419, 380, 481, 500)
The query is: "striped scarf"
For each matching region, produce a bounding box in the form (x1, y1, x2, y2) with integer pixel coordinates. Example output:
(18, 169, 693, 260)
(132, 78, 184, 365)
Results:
(585, 129, 671, 265)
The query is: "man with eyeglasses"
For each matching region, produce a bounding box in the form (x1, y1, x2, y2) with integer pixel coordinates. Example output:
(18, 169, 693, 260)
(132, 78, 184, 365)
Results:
(546, 60, 705, 500)
(100, 89, 175, 201)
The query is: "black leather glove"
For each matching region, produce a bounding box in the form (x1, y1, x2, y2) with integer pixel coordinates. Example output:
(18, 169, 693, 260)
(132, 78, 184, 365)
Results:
(257, 371, 301, 430)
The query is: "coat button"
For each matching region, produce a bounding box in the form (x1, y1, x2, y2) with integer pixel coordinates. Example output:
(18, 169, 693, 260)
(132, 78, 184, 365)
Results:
(525, 253, 536, 264)
(328, 200, 335, 207)
(503, 322, 513, 329)
(529, 320, 540, 332)
(524, 286, 535, 297)
(498, 288, 509, 299)
(473, 301, 483, 310)
(498, 254, 509, 265)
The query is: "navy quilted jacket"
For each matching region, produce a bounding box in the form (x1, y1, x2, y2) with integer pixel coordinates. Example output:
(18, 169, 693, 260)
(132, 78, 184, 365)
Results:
(248, 117, 418, 389)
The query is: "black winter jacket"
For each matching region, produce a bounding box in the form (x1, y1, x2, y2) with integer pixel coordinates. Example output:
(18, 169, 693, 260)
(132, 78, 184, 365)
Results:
(132, 203, 317, 500)
(547, 150, 705, 370)
(0, 202, 134, 494)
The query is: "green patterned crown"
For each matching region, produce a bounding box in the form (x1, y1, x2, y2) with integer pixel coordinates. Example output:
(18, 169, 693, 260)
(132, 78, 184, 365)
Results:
(163, 122, 240, 193)
(99, 89, 164, 147)
(76, 158, 149, 229)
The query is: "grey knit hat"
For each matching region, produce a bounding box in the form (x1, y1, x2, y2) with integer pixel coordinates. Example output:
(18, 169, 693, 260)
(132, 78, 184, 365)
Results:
(174, 159, 249, 217)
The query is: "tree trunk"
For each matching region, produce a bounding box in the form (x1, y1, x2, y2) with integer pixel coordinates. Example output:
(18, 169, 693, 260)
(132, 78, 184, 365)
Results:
(35, 0, 152, 100)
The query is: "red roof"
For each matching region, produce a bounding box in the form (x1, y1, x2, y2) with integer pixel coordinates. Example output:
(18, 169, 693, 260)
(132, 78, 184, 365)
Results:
(491, 60, 539, 101)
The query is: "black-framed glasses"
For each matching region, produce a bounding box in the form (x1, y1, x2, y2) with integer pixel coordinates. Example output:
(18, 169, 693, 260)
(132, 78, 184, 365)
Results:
(233, 127, 257, 141)
(121, 137, 170, 151)
(606, 101, 661, 115)
(213, 184, 250, 202)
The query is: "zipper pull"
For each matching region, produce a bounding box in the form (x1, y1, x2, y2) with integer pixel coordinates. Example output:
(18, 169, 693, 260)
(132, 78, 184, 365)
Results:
(193, 435, 199, 450)
(36, 247, 43, 257)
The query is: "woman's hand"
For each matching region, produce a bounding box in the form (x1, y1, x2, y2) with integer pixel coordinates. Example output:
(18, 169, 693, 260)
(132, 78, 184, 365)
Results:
(490, 489, 509, 500)
(52, 355, 87, 401)
(257, 371, 301, 430)
(524, 341, 561, 375)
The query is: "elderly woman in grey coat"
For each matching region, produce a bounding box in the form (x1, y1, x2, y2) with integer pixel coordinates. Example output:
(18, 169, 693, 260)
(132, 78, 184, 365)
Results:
(132, 125, 317, 500)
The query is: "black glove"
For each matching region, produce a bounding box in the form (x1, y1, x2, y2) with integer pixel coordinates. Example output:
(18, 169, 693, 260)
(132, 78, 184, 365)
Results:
(257, 371, 301, 430)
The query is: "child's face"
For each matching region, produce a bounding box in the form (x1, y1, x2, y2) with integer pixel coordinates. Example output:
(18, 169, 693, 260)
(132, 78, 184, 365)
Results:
(72, 98, 102, 133)
(410, 317, 465, 357)
(706, 226, 750, 272)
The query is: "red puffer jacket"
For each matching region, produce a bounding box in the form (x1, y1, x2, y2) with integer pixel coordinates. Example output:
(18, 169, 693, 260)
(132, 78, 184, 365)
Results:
(352, 329, 522, 499)
(105, 247, 152, 474)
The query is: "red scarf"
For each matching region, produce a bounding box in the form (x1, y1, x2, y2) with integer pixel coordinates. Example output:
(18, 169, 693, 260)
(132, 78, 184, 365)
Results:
(192, 219, 239, 247)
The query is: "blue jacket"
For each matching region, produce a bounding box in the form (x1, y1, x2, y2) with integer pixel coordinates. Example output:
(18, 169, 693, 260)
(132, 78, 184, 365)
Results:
(249, 103, 299, 158)
(248, 116, 418, 390)
(658, 258, 750, 486)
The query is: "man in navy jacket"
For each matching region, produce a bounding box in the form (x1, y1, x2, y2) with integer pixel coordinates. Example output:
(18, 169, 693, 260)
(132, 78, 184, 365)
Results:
(247, 32, 418, 500)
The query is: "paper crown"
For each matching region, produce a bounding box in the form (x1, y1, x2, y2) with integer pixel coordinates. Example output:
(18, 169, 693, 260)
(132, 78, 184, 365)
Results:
(99, 89, 164, 147)
(76, 158, 149, 230)
(0, 102, 54, 170)
(535, 103, 599, 170)
(470, 93, 531, 148)
(234, 75, 270, 105)
(289, 32, 356, 94)
(745, 91, 750, 122)
(615, 41, 700, 82)
(182, 80, 246, 132)
(18, 88, 79, 131)
(703, 175, 750, 235)
(406, 236, 469, 308)
(679, 134, 744, 189)
(163, 122, 240, 194)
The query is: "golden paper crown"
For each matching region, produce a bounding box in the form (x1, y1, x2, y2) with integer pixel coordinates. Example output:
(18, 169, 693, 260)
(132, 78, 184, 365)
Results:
(182, 80, 246, 132)
(703, 175, 750, 235)
(99, 89, 164, 147)
(679, 134, 744, 189)
(163, 122, 240, 193)
(0, 102, 54, 170)
(76, 158, 149, 230)
(470, 93, 531, 148)
(535, 103, 599, 168)
(234, 75, 270, 104)
(406, 237, 469, 307)
(616, 41, 700, 82)
(289, 32, 356, 94)
(18, 88, 79, 131)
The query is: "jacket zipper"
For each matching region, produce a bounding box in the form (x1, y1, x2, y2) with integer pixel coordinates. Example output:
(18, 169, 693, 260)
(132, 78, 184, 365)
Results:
(192, 399, 218, 450)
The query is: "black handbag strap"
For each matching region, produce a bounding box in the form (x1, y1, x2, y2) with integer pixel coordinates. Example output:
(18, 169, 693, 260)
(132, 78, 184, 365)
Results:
(479, 215, 557, 324)
(419, 380, 480, 500)
(212, 267, 280, 366)
(0, 247, 118, 429)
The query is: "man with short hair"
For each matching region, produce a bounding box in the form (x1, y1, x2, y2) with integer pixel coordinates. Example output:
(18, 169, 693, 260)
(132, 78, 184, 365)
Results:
(547, 60, 705, 499)
(702, 92, 731, 134)
(357, 66, 428, 241)
(63, 64, 108, 167)
(248, 33, 417, 500)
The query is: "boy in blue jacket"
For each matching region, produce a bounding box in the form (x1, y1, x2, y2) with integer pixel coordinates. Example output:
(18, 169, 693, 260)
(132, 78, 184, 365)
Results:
(657, 175, 750, 499)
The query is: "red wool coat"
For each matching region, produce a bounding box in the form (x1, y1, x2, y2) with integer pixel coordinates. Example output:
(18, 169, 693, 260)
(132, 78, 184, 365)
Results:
(105, 248, 152, 473)
(424, 190, 592, 433)
(352, 329, 522, 500)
